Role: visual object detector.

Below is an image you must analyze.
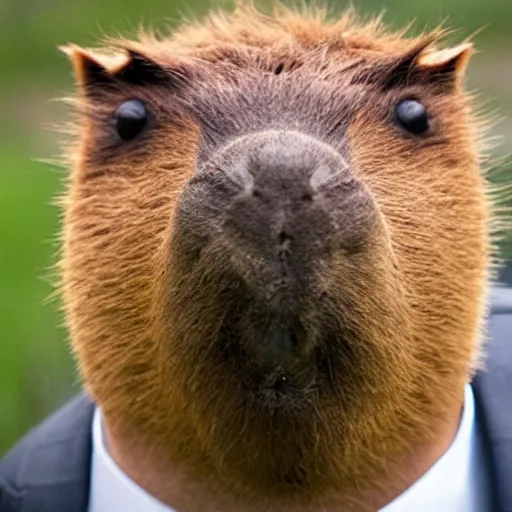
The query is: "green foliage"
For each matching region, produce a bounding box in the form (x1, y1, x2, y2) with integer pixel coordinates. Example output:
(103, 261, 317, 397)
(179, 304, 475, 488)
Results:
(0, 0, 510, 456)
(0, 136, 75, 454)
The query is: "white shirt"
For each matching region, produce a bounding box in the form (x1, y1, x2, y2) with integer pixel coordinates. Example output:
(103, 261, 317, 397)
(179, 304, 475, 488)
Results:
(88, 384, 488, 512)
(381, 383, 488, 511)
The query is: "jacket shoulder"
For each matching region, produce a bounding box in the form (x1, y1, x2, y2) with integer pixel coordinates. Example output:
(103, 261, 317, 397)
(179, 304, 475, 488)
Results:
(473, 285, 512, 512)
(489, 285, 512, 315)
(0, 393, 94, 496)
(486, 285, 512, 362)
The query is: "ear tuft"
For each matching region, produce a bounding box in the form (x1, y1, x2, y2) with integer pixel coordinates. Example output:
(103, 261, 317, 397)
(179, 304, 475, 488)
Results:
(379, 40, 474, 91)
(59, 44, 130, 87)
(416, 42, 473, 79)
(60, 44, 172, 89)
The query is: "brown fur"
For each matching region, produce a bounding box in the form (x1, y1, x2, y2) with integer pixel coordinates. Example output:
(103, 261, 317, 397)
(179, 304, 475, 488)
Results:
(59, 3, 497, 509)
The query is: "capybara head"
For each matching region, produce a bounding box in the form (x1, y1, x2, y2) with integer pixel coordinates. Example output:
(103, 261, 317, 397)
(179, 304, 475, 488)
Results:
(60, 3, 493, 506)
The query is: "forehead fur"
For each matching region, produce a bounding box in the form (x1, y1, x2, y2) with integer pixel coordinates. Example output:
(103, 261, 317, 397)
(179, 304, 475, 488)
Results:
(95, 3, 447, 69)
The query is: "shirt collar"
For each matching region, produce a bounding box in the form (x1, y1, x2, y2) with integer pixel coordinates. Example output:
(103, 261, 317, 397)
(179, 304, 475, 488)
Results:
(381, 383, 487, 511)
(89, 384, 487, 512)
(88, 407, 175, 512)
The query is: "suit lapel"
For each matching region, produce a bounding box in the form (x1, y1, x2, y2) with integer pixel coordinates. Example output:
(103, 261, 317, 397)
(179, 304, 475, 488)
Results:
(473, 289, 512, 512)
(0, 394, 94, 512)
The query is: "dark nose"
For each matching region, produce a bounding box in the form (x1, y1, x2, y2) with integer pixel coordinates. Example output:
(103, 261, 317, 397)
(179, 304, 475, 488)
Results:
(219, 129, 373, 261)
(219, 130, 351, 202)
(181, 130, 376, 297)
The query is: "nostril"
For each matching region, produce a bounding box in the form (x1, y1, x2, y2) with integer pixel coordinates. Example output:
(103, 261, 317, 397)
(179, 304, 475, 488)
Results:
(301, 192, 313, 202)
(278, 231, 292, 244)
(271, 374, 288, 393)
(253, 189, 263, 198)
(274, 63, 285, 75)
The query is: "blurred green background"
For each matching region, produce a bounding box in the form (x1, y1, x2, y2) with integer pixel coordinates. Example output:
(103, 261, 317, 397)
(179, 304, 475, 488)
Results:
(0, 0, 511, 456)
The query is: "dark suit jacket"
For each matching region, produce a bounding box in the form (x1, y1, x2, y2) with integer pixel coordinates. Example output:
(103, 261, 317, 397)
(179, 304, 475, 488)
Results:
(1, 287, 512, 512)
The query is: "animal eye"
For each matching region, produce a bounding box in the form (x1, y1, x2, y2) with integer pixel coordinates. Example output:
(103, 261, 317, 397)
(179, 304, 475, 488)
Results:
(115, 99, 148, 141)
(394, 99, 430, 135)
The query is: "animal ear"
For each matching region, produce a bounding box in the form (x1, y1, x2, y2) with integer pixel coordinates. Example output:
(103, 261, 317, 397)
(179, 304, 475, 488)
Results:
(60, 45, 126, 87)
(381, 40, 473, 90)
(416, 43, 473, 83)
(59, 44, 170, 89)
